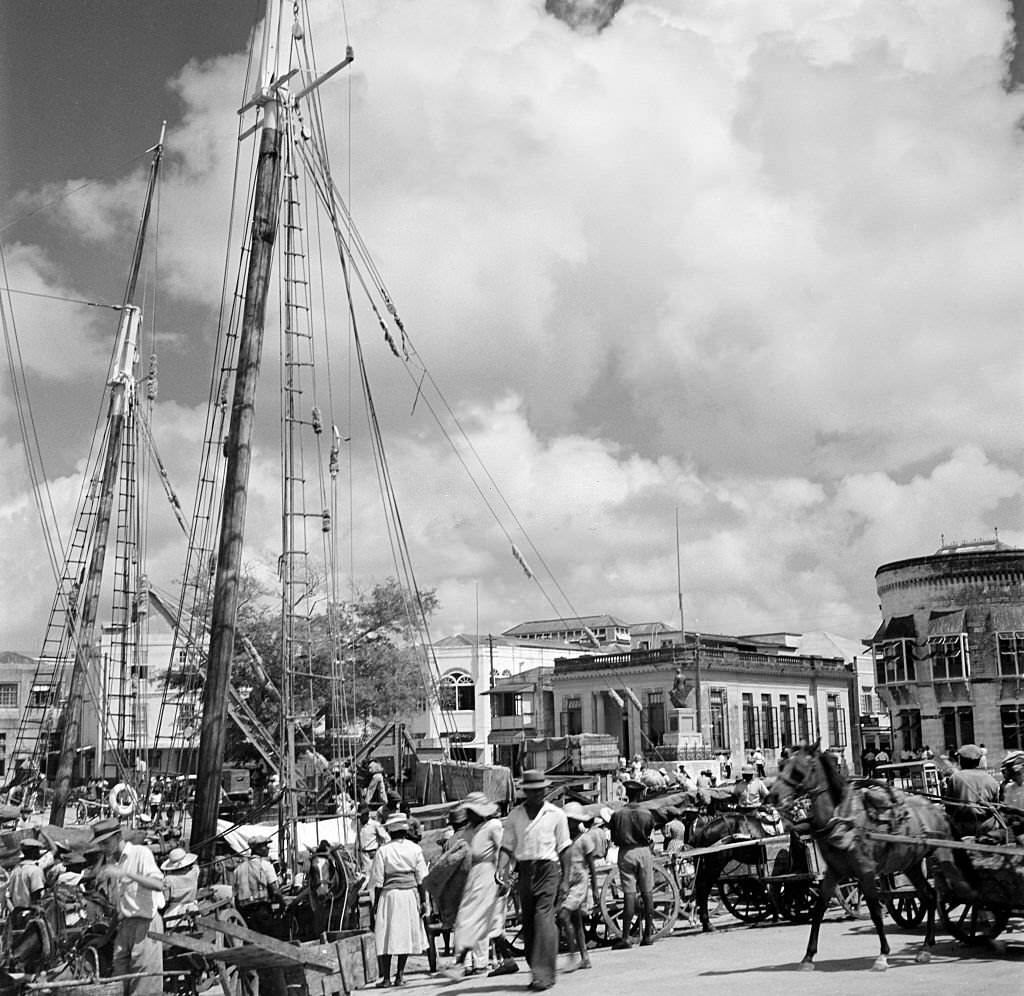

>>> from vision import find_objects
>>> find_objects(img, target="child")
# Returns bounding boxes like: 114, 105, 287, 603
558, 803, 600, 969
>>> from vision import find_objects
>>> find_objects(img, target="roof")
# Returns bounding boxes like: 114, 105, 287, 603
0, 651, 36, 666
433, 633, 579, 650
788, 631, 867, 663
503, 615, 630, 637
870, 615, 916, 642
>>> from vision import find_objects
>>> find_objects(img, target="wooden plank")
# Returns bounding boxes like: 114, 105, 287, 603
194, 917, 339, 971
149, 930, 222, 956
865, 831, 1024, 858
680, 835, 790, 861
212, 948, 297, 970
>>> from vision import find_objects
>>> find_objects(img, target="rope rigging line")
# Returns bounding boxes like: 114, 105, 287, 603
0, 287, 123, 310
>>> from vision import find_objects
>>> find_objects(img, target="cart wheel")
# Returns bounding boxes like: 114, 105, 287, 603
832, 879, 868, 920
885, 892, 926, 928
207, 908, 256, 996
503, 886, 525, 957
718, 880, 772, 923
599, 863, 680, 940
937, 886, 1009, 944
774, 882, 821, 924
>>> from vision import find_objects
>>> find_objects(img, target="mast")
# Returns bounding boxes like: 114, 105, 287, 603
191, 0, 289, 862
49, 133, 164, 826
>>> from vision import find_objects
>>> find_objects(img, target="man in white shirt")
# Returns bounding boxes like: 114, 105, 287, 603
93, 818, 165, 996
233, 835, 282, 935
496, 770, 571, 992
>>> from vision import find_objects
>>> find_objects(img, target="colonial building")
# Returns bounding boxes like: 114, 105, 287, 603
502, 615, 632, 650
486, 665, 557, 770
0, 652, 41, 779
408, 635, 587, 763
552, 632, 857, 773
871, 538, 1024, 765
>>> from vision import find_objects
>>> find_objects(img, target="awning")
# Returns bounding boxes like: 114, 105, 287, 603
480, 682, 533, 695
989, 605, 1024, 633
869, 615, 916, 642
927, 609, 965, 637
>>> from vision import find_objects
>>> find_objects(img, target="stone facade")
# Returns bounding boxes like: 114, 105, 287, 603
551, 636, 857, 774
871, 540, 1024, 766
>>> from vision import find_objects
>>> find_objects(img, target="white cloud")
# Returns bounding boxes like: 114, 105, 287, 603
2, 0, 1022, 654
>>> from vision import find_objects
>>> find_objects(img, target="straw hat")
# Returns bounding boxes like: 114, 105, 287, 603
19, 838, 44, 856
462, 792, 497, 819
384, 813, 408, 833
90, 817, 122, 845
161, 847, 198, 872
562, 802, 592, 824
520, 769, 551, 790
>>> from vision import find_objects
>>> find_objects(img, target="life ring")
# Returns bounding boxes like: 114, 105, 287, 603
7, 785, 24, 807
109, 782, 137, 817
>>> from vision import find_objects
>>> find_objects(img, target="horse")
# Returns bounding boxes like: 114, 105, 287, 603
685, 796, 786, 932
769, 742, 953, 971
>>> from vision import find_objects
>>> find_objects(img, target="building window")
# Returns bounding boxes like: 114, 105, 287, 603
28, 685, 53, 708
709, 688, 729, 751
998, 633, 1024, 676
760, 694, 775, 749
438, 671, 475, 712
896, 708, 922, 754
742, 693, 759, 750
826, 695, 847, 748
930, 635, 969, 681
779, 694, 794, 748
940, 706, 974, 754
646, 690, 666, 747
1001, 704, 1024, 751
874, 640, 916, 684
561, 696, 582, 736
797, 696, 813, 743
0, 684, 18, 708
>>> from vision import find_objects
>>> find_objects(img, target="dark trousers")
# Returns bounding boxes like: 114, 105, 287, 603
518, 859, 560, 987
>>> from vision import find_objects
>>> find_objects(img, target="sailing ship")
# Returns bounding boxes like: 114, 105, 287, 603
5, 0, 461, 874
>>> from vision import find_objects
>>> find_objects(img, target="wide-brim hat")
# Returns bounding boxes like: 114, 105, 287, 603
1002, 750, 1024, 770
520, 769, 551, 790
462, 792, 498, 819
161, 847, 198, 872
90, 817, 122, 844
562, 801, 592, 824
384, 813, 408, 833
620, 776, 643, 790
19, 838, 44, 856
957, 744, 983, 761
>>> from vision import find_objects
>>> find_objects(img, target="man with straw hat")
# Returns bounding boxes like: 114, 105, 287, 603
6, 838, 45, 913
93, 817, 165, 996
233, 835, 282, 935
608, 776, 655, 949
495, 770, 571, 992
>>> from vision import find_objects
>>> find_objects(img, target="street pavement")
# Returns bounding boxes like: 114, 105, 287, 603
381, 909, 1024, 996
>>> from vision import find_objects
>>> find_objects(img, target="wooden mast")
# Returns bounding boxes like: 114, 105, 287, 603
49, 133, 164, 827
190, 1, 289, 863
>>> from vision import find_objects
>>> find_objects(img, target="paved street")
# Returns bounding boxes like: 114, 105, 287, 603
381, 910, 1024, 996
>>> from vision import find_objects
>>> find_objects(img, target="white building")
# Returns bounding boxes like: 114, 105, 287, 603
409, 635, 588, 763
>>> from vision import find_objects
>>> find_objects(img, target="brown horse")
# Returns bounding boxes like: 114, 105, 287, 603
770, 743, 952, 971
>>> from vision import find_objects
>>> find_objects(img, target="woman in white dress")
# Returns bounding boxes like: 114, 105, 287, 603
445, 792, 518, 980
368, 814, 428, 987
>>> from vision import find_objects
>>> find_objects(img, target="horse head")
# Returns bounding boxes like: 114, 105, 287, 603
769, 742, 845, 825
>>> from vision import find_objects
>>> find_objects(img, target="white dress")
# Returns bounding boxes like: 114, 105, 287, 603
453, 819, 504, 959
368, 839, 428, 955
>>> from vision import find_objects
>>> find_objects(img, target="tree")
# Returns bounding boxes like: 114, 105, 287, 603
229, 576, 439, 759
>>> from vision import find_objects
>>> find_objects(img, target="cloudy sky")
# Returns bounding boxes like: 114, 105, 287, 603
1, 0, 1022, 655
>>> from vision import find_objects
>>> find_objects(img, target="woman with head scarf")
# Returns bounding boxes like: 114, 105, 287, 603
445, 793, 517, 980
368, 814, 428, 987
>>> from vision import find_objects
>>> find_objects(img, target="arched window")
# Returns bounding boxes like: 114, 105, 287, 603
438, 671, 475, 712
